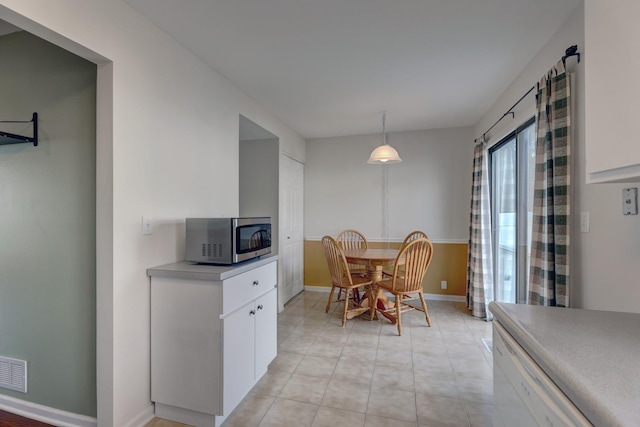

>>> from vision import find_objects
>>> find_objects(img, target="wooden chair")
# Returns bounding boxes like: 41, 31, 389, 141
372, 237, 433, 336
383, 230, 428, 278
322, 235, 373, 326
400, 230, 428, 246
336, 229, 368, 276
336, 229, 369, 301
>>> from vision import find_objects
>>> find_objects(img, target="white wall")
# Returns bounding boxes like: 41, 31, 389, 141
306, 127, 473, 243
0, 1, 305, 426
474, 2, 640, 313
240, 138, 280, 253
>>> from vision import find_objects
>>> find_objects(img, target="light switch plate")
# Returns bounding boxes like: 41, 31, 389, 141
622, 188, 638, 215
142, 216, 153, 235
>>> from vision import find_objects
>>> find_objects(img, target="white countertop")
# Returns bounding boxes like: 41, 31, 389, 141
489, 302, 640, 427
147, 254, 278, 281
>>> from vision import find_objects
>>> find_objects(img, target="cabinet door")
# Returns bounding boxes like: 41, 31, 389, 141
254, 288, 278, 379
585, 0, 640, 182
222, 302, 256, 416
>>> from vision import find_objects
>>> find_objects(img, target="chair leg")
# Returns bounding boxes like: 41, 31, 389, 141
326, 286, 336, 313
395, 295, 403, 336
419, 291, 431, 327
342, 288, 350, 327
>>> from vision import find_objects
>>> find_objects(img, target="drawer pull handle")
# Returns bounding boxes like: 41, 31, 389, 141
257, 304, 264, 310
250, 310, 256, 315
253, 280, 259, 286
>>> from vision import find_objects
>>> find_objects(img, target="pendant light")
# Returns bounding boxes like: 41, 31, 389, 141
367, 112, 402, 164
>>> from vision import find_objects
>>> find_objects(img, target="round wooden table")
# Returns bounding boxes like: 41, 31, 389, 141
342, 248, 400, 282
342, 248, 400, 322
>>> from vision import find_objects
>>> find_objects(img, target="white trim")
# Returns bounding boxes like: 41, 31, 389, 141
304, 236, 468, 244
282, 151, 304, 164
122, 404, 155, 427
304, 285, 466, 302
0, 394, 97, 427
423, 293, 466, 302
305, 285, 331, 293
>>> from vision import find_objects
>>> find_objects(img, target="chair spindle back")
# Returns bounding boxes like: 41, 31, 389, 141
401, 230, 428, 248
322, 235, 351, 287
391, 238, 433, 292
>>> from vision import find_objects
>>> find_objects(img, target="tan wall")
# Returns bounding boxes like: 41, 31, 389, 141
305, 239, 468, 297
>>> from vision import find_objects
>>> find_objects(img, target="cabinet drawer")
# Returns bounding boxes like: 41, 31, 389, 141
223, 261, 277, 313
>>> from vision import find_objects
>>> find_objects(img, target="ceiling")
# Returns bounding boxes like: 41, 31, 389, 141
3, 1, 582, 139
124, 0, 581, 139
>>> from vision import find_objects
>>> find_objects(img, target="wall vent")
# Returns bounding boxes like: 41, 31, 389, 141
0, 355, 27, 393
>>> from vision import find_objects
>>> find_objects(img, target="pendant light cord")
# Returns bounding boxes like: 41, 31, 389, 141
383, 164, 389, 248
382, 111, 389, 248
382, 112, 387, 145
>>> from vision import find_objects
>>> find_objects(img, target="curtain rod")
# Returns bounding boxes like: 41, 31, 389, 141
474, 45, 580, 144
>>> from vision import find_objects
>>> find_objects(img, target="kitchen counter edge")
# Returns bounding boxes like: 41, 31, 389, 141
147, 254, 278, 282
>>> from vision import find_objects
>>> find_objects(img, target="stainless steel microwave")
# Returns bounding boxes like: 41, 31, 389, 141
185, 217, 272, 264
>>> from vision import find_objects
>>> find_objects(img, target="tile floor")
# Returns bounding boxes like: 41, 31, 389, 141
147, 290, 494, 427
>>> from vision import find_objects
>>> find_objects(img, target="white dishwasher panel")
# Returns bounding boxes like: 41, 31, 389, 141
493, 322, 592, 427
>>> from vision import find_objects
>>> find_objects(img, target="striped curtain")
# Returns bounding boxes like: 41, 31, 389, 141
466, 137, 494, 320
529, 61, 571, 307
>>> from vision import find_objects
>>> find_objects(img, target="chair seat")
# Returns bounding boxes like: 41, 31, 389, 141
377, 277, 412, 293
350, 274, 373, 287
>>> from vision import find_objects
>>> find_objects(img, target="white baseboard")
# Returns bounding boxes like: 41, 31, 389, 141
123, 404, 155, 427
0, 394, 97, 427
423, 293, 466, 302
304, 286, 465, 302
304, 285, 331, 293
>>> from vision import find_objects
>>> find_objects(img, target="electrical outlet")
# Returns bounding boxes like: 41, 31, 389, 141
580, 212, 589, 233
441, 280, 447, 290
623, 188, 638, 215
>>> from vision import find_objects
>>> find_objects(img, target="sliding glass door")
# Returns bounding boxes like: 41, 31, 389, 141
489, 118, 535, 304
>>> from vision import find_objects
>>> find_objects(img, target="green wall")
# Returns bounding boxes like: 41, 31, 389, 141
0, 31, 97, 416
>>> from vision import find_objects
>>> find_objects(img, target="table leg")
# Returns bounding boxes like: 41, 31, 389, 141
371, 285, 396, 324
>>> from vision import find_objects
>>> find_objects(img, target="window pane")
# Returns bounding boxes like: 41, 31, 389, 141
517, 122, 536, 303
490, 118, 536, 305
491, 138, 517, 304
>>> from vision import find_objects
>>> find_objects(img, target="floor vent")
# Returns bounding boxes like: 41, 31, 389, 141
0, 355, 27, 393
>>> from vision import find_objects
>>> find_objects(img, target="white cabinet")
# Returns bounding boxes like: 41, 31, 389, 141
585, 0, 640, 183
255, 290, 277, 378
222, 287, 277, 415
149, 259, 277, 427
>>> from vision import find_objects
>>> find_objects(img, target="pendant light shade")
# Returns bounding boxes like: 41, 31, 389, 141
367, 112, 402, 164
367, 144, 402, 164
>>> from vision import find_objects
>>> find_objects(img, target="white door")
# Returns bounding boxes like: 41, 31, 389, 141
281, 154, 304, 308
